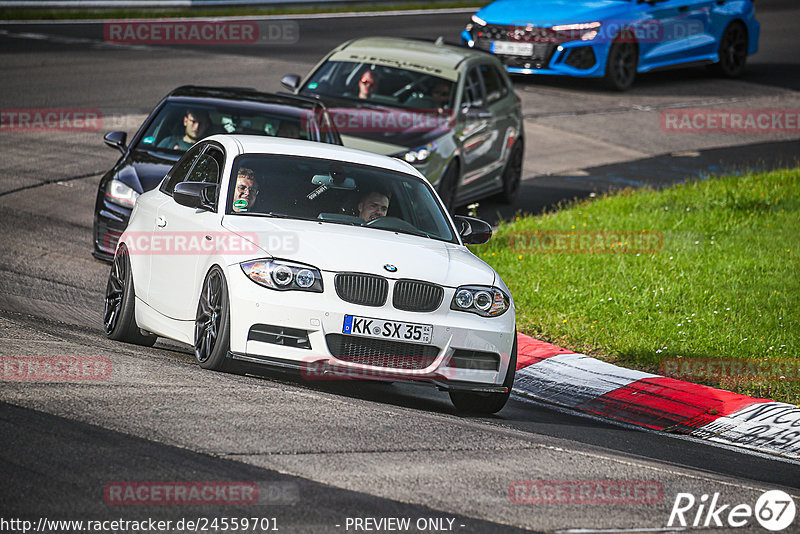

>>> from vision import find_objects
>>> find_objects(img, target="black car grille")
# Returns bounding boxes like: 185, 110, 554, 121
392, 280, 444, 312
335, 273, 388, 307
326, 334, 439, 370
446, 349, 500, 371
475, 24, 558, 69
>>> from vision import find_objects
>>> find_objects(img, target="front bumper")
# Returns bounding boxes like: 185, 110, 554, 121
225, 264, 516, 390
462, 29, 610, 78
93, 200, 132, 262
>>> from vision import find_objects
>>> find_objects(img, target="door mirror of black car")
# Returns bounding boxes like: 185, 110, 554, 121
174, 182, 216, 211
461, 106, 493, 121
281, 74, 302, 92
454, 215, 492, 244
104, 131, 127, 154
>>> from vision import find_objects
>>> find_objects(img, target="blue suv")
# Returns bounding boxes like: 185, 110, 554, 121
461, 0, 759, 90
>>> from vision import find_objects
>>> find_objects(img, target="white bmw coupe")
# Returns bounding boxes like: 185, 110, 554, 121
104, 135, 516, 413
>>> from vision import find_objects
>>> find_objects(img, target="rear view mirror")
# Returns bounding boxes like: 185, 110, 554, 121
174, 182, 216, 211
454, 215, 492, 244
311, 174, 356, 190
104, 131, 127, 154
281, 74, 302, 92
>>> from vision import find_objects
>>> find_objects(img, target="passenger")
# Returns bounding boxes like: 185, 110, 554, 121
358, 70, 380, 100
232, 168, 259, 213
158, 108, 210, 151
357, 188, 390, 222
431, 81, 452, 109
276, 120, 301, 139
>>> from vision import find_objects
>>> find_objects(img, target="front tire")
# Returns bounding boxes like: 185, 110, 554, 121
194, 266, 231, 371
604, 34, 638, 91
497, 140, 523, 204
710, 22, 748, 78
449, 334, 517, 414
437, 160, 460, 213
103, 245, 157, 346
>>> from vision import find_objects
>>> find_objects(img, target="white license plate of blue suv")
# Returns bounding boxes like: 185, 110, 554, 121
342, 315, 432, 344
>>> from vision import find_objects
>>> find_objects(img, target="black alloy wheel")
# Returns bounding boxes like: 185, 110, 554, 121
712, 23, 748, 78
103, 246, 157, 346
194, 267, 231, 371
497, 141, 523, 204
604, 34, 638, 91
437, 161, 460, 213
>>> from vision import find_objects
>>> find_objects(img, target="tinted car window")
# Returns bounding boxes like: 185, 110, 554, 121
138, 102, 313, 156
301, 60, 455, 110
463, 68, 485, 108
479, 64, 507, 104
161, 144, 204, 195
227, 155, 456, 243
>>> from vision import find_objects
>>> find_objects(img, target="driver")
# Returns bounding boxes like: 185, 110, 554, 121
158, 108, 210, 151
232, 168, 259, 212
357, 188, 390, 222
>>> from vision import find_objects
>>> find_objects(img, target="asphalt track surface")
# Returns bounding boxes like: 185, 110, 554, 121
1, 1, 799, 532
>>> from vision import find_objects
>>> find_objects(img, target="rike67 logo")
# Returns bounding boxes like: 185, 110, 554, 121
668, 490, 796, 531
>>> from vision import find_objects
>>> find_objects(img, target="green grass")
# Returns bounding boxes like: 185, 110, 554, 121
473, 168, 800, 404
0, 1, 480, 20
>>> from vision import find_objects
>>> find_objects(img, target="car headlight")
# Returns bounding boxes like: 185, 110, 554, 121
451, 286, 510, 317
471, 14, 487, 27
552, 21, 602, 41
403, 142, 437, 164
105, 179, 140, 208
241, 259, 323, 293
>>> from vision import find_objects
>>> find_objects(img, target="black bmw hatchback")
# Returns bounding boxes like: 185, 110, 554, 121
93, 85, 341, 261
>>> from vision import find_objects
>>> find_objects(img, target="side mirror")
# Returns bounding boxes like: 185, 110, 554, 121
454, 215, 492, 245
104, 131, 127, 154
281, 74, 302, 92
461, 106, 492, 121
174, 182, 216, 211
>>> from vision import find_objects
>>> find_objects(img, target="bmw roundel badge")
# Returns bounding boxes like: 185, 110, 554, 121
383, 264, 397, 273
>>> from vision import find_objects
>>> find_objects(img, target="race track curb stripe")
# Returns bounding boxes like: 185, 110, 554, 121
513, 333, 800, 459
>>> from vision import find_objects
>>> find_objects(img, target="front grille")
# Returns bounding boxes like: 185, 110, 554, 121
475, 24, 558, 69
446, 349, 500, 371
326, 334, 439, 370
248, 324, 311, 349
335, 273, 388, 307
392, 280, 444, 312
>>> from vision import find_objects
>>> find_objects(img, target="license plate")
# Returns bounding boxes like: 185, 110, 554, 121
342, 315, 432, 344
491, 41, 534, 56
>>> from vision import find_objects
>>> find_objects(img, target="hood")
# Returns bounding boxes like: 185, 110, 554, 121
477, 0, 630, 26
220, 217, 495, 287
118, 149, 179, 193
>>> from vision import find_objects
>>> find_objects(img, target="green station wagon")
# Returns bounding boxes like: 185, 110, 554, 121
281, 37, 524, 210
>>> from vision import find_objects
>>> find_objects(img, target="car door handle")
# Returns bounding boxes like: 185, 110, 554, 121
678, 5, 689, 11
156, 216, 167, 228
715, 0, 725, 4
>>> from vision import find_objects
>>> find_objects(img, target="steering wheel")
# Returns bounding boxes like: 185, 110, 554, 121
365, 216, 421, 233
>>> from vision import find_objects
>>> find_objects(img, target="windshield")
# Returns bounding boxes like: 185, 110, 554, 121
225, 154, 457, 243
301, 61, 455, 111
136, 101, 317, 155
